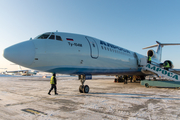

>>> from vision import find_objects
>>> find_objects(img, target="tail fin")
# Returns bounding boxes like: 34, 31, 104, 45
143, 41, 180, 61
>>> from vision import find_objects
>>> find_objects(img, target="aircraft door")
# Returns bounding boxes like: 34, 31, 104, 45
134, 52, 140, 67
86, 37, 99, 59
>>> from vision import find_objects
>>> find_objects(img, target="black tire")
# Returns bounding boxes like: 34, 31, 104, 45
83, 85, 89, 93
79, 85, 84, 93
145, 83, 149, 88
141, 76, 145, 80
177, 87, 180, 90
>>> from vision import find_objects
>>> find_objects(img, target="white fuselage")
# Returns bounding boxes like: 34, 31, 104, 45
3, 32, 157, 75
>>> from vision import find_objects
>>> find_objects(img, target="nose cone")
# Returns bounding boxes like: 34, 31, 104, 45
3, 40, 35, 67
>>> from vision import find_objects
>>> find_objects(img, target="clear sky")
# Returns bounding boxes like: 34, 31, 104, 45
0, 0, 180, 71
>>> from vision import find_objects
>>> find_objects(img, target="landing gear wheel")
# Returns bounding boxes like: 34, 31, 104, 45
83, 85, 89, 93
176, 87, 180, 90
79, 85, 84, 93
145, 83, 149, 88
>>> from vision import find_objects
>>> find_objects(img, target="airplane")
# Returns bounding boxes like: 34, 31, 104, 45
3, 31, 180, 93
4, 65, 38, 76
0, 68, 7, 75
6, 69, 38, 76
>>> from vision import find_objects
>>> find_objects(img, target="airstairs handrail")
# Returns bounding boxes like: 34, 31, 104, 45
169, 69, 180, 75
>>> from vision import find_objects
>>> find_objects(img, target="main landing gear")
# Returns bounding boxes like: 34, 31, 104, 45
78, 75, 89, 93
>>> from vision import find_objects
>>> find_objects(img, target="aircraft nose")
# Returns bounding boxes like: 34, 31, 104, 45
3, 40, 35, 67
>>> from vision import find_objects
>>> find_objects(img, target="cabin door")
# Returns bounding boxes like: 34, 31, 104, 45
134, 52, 140, 67
86, 37, 99, 59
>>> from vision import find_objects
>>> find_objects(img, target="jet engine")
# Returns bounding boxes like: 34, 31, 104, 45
147, 50, 158, 59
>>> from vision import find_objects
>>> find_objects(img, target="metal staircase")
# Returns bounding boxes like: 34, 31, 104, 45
140, 58, 180, 81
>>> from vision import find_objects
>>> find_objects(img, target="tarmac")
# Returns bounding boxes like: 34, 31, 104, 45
0, 76, 180, 120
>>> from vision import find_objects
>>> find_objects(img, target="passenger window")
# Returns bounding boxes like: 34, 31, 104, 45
49, 35, 55, 40
56, 35, 62, 41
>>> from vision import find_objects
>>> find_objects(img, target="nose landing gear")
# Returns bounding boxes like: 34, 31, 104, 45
79, 75, 90, 93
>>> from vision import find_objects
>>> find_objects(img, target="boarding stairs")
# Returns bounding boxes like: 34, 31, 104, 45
140, 58, 180, 81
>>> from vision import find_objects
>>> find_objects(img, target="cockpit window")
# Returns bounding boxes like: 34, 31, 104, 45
56, 35, 62, 41
49, 35, 55, 40
34, 32, 63, 41
37, 33, 51, 39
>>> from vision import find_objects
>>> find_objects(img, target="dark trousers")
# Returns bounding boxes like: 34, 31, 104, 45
164, 68, 169, 71
49, 84, 57, 94
124, 77, 128, 84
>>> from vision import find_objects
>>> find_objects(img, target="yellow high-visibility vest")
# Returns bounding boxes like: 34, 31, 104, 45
163, 62, 170, 68
148, 56, 151, 61
50, 76, 55, 84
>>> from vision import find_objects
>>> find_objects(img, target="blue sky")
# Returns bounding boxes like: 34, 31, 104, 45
0, 0, 180, 71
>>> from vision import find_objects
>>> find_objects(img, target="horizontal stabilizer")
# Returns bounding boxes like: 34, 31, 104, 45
143, 41, 180, 61
143, 41, 180, 49
143, 44, 158, 49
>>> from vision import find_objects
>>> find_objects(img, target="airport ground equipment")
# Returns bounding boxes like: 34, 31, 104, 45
141, 80, 180, 88
140, 58, 180, 88
114, 75, 142, 83
141, 58, 180, 81
114, 76, 124, 82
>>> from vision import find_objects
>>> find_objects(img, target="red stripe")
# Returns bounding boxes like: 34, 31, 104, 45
66, 38, 74, 41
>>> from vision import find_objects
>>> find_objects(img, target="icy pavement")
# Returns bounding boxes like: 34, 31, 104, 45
0, 76, 180, 120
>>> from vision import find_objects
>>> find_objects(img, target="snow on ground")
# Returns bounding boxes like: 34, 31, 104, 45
0, 76, 180, 120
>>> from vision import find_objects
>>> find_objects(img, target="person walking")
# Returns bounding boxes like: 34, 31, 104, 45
48, 73, 58, 95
